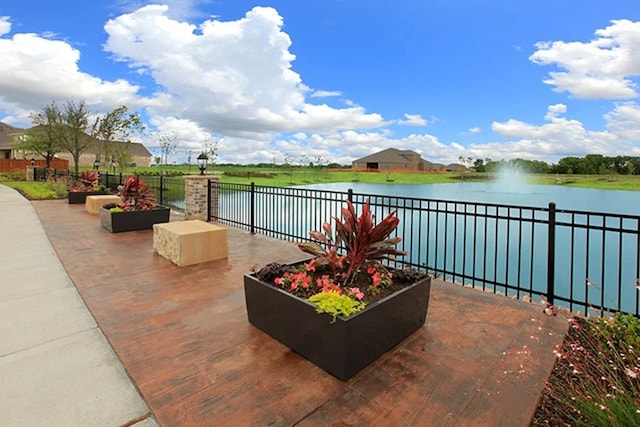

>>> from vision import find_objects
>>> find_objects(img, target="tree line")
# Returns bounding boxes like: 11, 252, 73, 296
16, 100, 143, 172
473, 154, 640, 175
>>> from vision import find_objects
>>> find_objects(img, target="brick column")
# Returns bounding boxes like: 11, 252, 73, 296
184, 175, 219, 221
26, 166, 35, 181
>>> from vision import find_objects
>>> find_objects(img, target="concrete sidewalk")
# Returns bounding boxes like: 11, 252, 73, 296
0, 185, 156, 427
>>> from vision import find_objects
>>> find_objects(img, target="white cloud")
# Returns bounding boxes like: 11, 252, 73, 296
0, 17, 10, 36
0, 31, 155, 118
311, 90, 342, 98
103, 5, 385, 140
482, 103, 640, 161
397, 113, 427, 126
467, 127, 481, 135
530, 19, 640, 99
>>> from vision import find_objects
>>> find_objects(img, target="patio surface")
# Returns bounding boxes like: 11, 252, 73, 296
32, 199, 568, 427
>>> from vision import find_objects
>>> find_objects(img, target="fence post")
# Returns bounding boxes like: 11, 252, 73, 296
207, 179, 212, 222
250, 182, 255, 234
159, 175, 165, 206
347, 188, 353, 202
546, 202, 556, 305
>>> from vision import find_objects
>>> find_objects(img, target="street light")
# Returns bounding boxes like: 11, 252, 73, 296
197, 151, 208, 176
93, 159, 100, 170
30, 158, 35, 167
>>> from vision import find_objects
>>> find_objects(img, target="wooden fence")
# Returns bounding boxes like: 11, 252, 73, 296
0, 158, 69, 173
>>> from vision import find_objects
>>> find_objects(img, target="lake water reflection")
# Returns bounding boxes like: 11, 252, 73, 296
300, 182, 640, 215
296, 181, 640, 315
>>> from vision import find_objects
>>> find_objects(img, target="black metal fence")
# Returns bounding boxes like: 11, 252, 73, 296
210, 182, 640, 317
34, 168, 185, 211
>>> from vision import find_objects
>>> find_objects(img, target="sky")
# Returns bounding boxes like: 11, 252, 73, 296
1, 1, 640, 166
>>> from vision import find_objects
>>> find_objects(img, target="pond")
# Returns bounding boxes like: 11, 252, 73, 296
299, 181, 640, 216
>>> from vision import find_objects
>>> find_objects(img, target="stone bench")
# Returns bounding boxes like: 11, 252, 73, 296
153, 220, 228, 267
85, 195, 122, 215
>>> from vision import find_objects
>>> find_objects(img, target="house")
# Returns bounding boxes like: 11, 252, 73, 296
352, 148, 440, 172
0, 121, 152, 167
53, 139, 153, 168
0, 122, 22, 159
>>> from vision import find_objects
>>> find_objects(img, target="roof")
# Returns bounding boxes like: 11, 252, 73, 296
0, 121, 151, 157
0, 122, 23, 150
353, 148, 432, 165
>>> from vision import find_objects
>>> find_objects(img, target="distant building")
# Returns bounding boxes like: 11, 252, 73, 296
0, 122, 22, 159
0, 121, 152, 167
352, 148, 449, 172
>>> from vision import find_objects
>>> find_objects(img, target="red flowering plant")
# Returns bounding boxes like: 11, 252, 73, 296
108, 175, 156, 211
68, 170, 101, 192
256, 199, 427, 320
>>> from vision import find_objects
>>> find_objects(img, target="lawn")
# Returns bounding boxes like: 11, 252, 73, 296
3, 167, 640, 200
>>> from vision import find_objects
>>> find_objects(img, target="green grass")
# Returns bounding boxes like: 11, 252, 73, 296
3, 169, 640, 201
4, 181, 67, 200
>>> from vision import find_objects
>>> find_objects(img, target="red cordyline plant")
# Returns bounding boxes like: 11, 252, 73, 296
69, 170, 99, 192
297, 198, 407, 287
117, 175, 156, 211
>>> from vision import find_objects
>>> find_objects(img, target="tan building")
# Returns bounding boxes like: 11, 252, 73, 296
0, 122, 23, 159
352, 148, 440, 172
0, 121, 152, 167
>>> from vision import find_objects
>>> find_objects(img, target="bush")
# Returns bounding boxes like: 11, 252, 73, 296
540, 314, 640, 426
0, 171, 27, 182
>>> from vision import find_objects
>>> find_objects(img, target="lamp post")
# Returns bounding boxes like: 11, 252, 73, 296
30, 158, 35, 167
111, 154, 116, 174
197, 151, 208, 175
93, 153, 100, 171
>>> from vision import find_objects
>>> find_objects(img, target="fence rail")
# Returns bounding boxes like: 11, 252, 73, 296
34, 168, 185, 212
210, 182, 640, 317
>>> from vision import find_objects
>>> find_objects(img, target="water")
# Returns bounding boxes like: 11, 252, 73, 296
294, 181, 640, 315
299, 182, 640, 215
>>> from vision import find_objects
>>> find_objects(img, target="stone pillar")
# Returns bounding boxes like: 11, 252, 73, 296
184, 175, 219, 221
26, 166, 35, 181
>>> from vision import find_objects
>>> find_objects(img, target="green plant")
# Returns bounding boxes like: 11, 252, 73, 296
44, 177, 69, 198
116, 175, 156, 211
542, 314, 640, 426
256, 199, 425, 320
308, 290, 366, 322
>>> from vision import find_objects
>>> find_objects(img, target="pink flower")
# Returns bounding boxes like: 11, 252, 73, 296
348, 287, 365, 300
367, 266, 376, 275
274, 277, 284, 286
304, 259, 316, 272
372, 272, 382, 286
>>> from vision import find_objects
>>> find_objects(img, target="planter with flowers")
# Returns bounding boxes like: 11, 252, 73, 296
244, 199, 432, 381
68, 170, 109, 204
100, 175, 170, 233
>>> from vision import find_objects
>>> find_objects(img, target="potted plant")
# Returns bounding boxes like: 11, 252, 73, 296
67, 170, 109, 204
100, 175, 170, 233
244, 199, 432, 381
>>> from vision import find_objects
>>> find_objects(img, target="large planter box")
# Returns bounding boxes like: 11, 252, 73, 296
100, 206, 170, 233
244, 272, 432, 381
68, 190, 109, 204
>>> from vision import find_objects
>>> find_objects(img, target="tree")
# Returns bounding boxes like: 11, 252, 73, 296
92, 105, 144, 166
54, 100, 93, 173
16, 102, 64, 169
202, 138, 220, 169
155, 133, 177, 173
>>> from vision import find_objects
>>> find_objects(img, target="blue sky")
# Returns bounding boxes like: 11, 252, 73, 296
1, 1, 639, 166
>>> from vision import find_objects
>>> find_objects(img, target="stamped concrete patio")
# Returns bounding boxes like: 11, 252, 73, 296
32, 199, 567, 427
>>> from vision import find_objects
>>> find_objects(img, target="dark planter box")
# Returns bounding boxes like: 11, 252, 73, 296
100, 206, 170, 233
244, 272, 432, 381
68, 190, 109, 204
